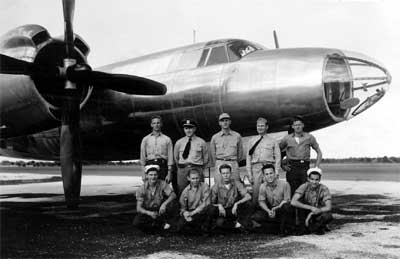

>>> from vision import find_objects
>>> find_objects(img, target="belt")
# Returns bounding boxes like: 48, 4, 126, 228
216, 158, 237, 161
251, 161, 274, 165
289, 159, 310, 164
146, 158, 167, 164
177, 163, 202, 168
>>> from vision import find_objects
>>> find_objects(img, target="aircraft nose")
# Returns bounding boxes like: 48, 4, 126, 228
323, 50, 391, 119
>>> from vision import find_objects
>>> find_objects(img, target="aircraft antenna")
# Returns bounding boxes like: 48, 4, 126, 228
273, 30, 279, 49
193, 29, 196, 43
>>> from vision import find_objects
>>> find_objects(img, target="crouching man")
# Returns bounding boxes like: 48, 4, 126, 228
133, 165, 178, 233
291, 167, 333, 235
204, 164, 253, 232
252, 164, 293, 235
177, 168, 210, 233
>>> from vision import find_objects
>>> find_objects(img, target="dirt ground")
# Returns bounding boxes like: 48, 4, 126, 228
1, 171, 400, 259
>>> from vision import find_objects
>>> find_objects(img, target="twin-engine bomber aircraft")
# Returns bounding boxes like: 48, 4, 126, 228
0, 0, 391, 207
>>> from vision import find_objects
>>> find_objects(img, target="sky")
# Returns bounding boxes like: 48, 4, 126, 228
0, 0, 399, 159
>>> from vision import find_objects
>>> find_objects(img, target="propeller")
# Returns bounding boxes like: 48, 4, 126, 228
0, 0, 167, 208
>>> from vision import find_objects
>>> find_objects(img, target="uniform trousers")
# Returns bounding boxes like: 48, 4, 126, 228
298, 209, 333, 233
214, 160, 240, 184
176, 211, 207, 233
251, 203, 293, 233
203, 201, 254, 231
133, 201, 179, 233
249, 163, 265, 205
286, 160, 310, 196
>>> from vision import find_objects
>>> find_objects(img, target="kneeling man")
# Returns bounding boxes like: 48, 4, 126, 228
205, 164, 253, 231
177, 168, 210, 233
252, 164, 292, 235
291, 167, 333, 235
133, 165, 177, 232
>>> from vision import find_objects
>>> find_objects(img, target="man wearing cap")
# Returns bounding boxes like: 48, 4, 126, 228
210, 113, 244, 184
291, 167, 332, 235
279, 116, 322, 196
174, 119, 209, 195
246, 117, 281, 205
140, 115, 174, 182
133, 165, 178, 233
177, 168, 210, 233
252, 164, 293, 235
203, 164, 253, 232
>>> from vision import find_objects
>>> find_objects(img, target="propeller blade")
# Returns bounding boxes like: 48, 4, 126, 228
60, 90, 82, 209
62, 0, 75, 57
0, 54, 35, 75
0, 53, 60, 78
66, 64, 167, 95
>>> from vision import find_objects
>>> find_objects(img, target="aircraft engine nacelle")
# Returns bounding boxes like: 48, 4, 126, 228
0, 25, 92, 138
223, 48, 390, 134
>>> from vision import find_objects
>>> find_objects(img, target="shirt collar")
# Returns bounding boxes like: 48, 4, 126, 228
291, 132, 304, 138
220, 130, 232, 136
145, 180, 161, 189
150, 131, 162, 137
266, 179, 278, 188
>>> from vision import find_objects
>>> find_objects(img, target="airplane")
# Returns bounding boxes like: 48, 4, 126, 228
0, 0, 391, 208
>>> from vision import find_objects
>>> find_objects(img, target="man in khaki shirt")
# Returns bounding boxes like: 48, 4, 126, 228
177, 168, 210, 233
291, 168, 332, 235
140, 115, 174, 182
280, 116, 322, 196
204, 164, 253, 232
210, 113, 244, 184
246, 117, 281, 204
133, 165, 178, 233
174, 119, 209, 195
251, 164, 292, 235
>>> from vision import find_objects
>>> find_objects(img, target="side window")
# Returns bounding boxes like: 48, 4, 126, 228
197, 48, 210, 67
174, 49, 203, 71
206, 46, 228, 66
227, 45, 240, 62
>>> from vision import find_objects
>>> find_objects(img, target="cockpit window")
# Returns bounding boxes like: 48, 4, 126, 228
228, 41, 258, 59
206, 46, 228, 66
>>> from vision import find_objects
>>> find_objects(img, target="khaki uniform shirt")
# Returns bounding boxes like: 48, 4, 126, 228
295, 182, 331, 208
136, 180, 174, 210
259, 179, 291, 208
210, 130, 243, 164
211, 180, 248, 208
246, 134, 281, 172
279, 132, 319, 161
140, 132, 174, 166
174, 135, 209, 166
179, 182, 210, 212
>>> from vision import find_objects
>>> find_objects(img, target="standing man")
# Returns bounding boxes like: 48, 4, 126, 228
246, 117, 281, 205
204, 164, 253, 231
174, 119, 209, 195
210, 113, 244, 184
177, 168, 210, 233
251, 164, 292, 235
133, 165, 177, 233
279, 116, 322, 196
140, 115, 174, 182
291, 168, 332, 235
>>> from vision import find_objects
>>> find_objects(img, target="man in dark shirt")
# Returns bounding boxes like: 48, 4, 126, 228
204, 164, 253, 232
133, 165, 178, 233
291, 167, 333, 235
280, 116, 322, 196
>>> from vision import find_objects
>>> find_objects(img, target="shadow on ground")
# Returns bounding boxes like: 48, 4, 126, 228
1, 193, 399, 258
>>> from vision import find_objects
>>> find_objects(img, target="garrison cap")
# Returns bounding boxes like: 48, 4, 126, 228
144, 164, 160, 174
219, 113, 231, 121
307, 167, 323, 177
182, 119, 197, 127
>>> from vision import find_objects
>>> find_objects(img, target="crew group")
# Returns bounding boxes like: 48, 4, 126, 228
133, 113, 333, 235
